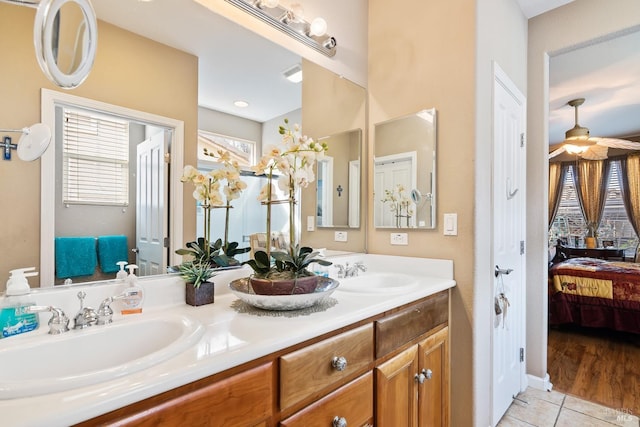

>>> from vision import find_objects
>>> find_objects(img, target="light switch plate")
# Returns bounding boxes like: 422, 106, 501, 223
390, 233, 408, 245
444, 213, 458, 236
307, 216, 315, 231
334, 231, 348, 242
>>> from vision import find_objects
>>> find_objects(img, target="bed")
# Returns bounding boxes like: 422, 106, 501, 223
548, 257, 640, 334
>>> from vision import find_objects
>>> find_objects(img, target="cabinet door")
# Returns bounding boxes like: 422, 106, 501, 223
100, 363, 273, 426
418, 327, 449, 427
280, 372, 374, 427
375, 345, 418, 427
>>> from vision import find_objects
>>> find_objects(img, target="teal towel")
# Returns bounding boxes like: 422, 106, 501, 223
55, 237, 97, 279
97, 235, 128, 273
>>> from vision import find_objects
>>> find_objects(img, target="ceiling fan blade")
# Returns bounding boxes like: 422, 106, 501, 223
548, 145, 567, 159
592, 137, 640, 150
580, 144, 609, 160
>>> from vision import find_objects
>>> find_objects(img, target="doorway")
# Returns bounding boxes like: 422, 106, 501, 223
40, 89, 184, 287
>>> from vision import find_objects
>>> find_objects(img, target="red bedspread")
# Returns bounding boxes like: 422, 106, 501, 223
549, 258, 640, 334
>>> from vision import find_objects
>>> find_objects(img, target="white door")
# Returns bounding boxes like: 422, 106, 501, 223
136, 131, 168, 276
492, 63, 527, 426
374, 152, 417, 227
348, 160, 360, 228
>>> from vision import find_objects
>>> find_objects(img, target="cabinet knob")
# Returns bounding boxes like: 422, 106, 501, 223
415, 369, 433, 384
332, 416, 348, 427
332, 356, 348, 371
423, 368, 433, 380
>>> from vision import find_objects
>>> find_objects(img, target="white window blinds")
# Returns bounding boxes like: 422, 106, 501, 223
62, 108, 129, 206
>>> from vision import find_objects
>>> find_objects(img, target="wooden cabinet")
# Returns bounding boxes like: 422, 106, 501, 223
280, 323, 374, 410
77, 291, 449, 427
280, 372, 374, 427
376, 327, 449, 427
76, 362, 274, 427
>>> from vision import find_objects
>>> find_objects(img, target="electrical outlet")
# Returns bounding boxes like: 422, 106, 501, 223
307, 216, 315, 231
334, 231, 348, 242
390, 233, 408, 245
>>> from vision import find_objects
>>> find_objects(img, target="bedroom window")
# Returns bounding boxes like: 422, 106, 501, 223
62, 107, 130, 206
550, 161, 639, 256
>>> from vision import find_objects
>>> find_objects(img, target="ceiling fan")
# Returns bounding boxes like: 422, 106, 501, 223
548, 98, 640, 160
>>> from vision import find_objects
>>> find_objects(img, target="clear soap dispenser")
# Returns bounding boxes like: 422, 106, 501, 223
115, 261, 128, 281
121, 264, 144, 315
0, 267, 40, 338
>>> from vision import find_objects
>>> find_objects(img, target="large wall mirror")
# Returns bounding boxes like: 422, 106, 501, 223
0, 1, 366, 288
374, 109, 437, 229
316, 129, 361, 229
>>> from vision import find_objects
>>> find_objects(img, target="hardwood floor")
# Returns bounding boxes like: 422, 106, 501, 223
548, 325, 640, 416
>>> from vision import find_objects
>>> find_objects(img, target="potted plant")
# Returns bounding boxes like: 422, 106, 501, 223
242, 119, 332, 295
179, 261, 216, 306
177, 149, 250, 268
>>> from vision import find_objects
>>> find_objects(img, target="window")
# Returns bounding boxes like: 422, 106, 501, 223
550, 161, 639, 256
197, 130, 256, 167
62, 107, 129, 206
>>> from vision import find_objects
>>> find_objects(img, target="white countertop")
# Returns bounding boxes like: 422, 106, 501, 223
0, 254, 455, 427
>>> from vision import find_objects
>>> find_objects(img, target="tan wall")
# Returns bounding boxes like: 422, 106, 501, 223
368, 1, 476, 425
0, 4, 198, 290
301, 59, 367, 252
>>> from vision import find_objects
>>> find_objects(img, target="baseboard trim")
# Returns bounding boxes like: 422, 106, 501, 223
527, 373, 553, 391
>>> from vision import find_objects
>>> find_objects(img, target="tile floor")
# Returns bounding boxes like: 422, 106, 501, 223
497, 387, 640, 427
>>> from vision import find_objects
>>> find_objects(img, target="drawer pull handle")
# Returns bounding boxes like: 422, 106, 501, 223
332, 356, 348, 371
333, 416, 348, 427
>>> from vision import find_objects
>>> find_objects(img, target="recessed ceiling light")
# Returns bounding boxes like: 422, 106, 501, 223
283, 64, 303, 83
234, 100, 249, 108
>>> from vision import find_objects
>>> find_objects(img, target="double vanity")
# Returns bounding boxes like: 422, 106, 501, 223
0, 254, 455, 426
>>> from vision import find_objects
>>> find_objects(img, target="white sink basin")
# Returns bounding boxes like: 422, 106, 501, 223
0, 314, 204, 399
336, 273, 420, 294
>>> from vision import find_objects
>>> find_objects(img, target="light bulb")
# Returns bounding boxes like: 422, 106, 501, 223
309, 17, 327, 37
290, 3, 304, 21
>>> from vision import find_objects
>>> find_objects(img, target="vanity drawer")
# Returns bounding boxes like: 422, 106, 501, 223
280, 372, 374, 427
280, 323, 374, 410
375, 290, 448, 358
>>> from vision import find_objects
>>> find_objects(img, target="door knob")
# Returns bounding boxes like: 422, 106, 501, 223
495, 265, 513, 277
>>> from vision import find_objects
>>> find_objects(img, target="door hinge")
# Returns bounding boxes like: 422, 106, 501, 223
520, 240, 525, 255
520, 347, 524, 362
164, 152, 171, 163
520, 133, 525, 147
164, 237, 169, 248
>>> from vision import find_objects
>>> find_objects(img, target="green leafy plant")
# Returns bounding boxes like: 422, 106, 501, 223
179, 261, 215, 288
244, 246, 332, 279
176, 237, 250, 268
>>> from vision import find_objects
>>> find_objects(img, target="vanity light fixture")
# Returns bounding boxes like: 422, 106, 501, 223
225, 0, 337, 57
283, 64, 303, 83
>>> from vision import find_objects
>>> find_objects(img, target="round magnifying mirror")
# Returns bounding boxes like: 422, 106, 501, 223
17, 123, 52, 161
34, 0, 98, 89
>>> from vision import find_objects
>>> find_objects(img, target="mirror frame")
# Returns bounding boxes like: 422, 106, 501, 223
40, 88, 184, 287
373, 109, 437, 230
34, 0, 98, 88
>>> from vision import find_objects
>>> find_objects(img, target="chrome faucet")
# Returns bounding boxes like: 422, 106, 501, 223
335, 261, 367, 278
73, 291, 97, 329
96, 288, 141, 325
24, 305, 70, 334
